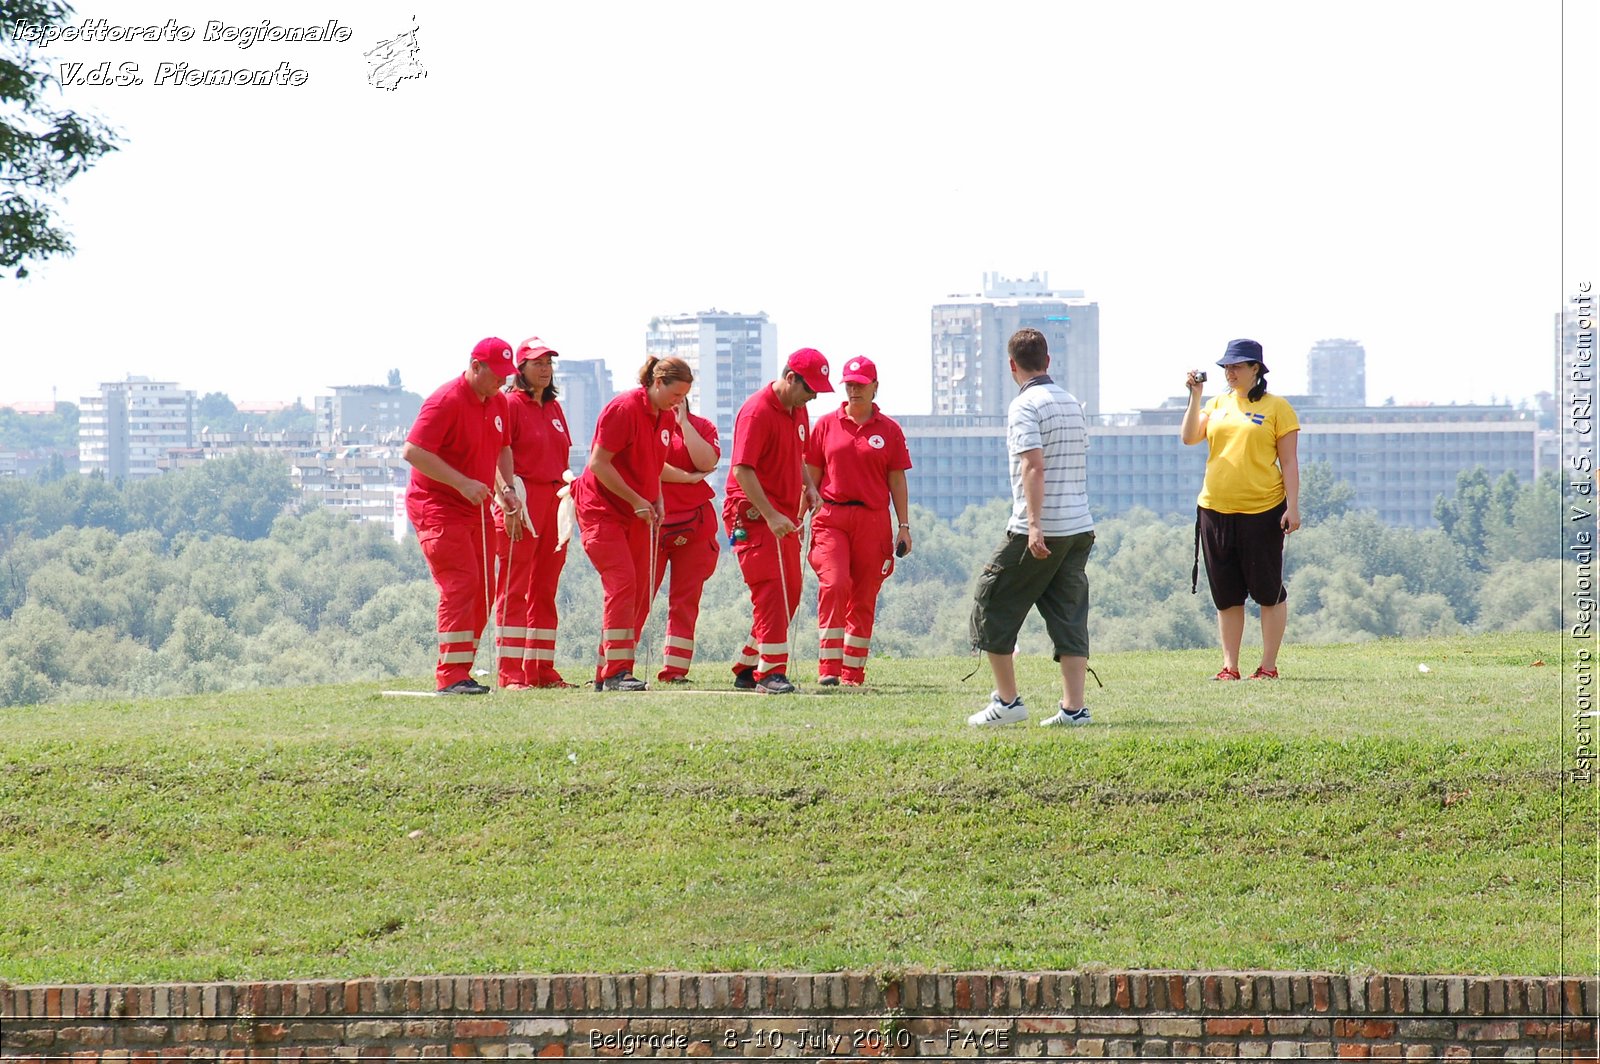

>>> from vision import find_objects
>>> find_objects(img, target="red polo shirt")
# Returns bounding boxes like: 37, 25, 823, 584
661, 411, 720, 516
805, 403, 912, 510
405, 373, 510, 527
725, 383, 808, 522
576, 387, 673, 523
507, 391, 573, 485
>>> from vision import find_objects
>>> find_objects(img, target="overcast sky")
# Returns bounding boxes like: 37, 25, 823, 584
2, 1, 1594, 416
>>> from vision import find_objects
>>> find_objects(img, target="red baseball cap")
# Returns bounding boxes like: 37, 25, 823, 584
471, 337, 517, 377
516, 336, 560, 363
840, 356, 877, 384
785, 347, 835, 393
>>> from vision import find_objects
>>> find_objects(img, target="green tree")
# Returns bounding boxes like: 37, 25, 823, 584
0, 476, 33, 551
124, 451, 292, 540
29, 472, 125, 534
1475, 559, 1566, 631
37, 451, 67, 482
262, 402, 315, 433
1087, 510, 1214, 651
1492, 470, 1564, 562
0, 602, 70, 703
1434, 467, 1494, 569
0, 401, 76, 450
1293, 570, 1459, 643
879, 503, 974, 586
1298, 461, 1357, 525
1, 0, 121, 276
1289, 510, 1476, 616
196, 391, 237, 422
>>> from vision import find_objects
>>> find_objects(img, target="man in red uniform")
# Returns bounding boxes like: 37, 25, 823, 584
804, 356, 913, 686
724, 348, 831, 694
652, 402, 721, 682
403, 337, 521, 694
493, 337, 575, 689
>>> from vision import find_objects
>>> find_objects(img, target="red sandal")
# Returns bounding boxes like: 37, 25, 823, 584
1211, 666, 1241, 681
1247, 666, 1279, 680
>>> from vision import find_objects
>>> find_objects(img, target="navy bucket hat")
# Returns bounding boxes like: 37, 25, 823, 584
1216, 338, 1266, 372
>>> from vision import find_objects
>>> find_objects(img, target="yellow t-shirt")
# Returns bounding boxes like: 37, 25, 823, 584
1197, 392, 1300, 514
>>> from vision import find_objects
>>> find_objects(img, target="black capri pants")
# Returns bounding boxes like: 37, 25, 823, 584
1196, 502, 1288, 609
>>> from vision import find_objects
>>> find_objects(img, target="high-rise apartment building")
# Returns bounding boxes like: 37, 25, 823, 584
931, 273, 1100, 417
645, 310, 777, 439
79, 377, 196, 481
553, 358, 616, 460
317, 384, 422, 443
1307, 339, 1367, 407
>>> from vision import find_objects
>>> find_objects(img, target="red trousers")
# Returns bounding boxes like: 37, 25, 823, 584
650, 502, 720, 681
493, 479, 568, 687
580, 512, 652, 683
416, 510, 494, 689
808, 503, 894, 683
723, 497, 802, 681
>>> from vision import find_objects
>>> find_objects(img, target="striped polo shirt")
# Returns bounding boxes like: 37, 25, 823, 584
1005, 375, 1094, 537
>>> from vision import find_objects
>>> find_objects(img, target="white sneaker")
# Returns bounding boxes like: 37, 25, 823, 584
967, 692, 1027, 726
1041, 706, 1092, 727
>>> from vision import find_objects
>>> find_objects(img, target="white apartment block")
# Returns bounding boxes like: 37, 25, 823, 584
291, 451, 411, 533
645, 310, 777, 440
932, 273, 1100, 418
79, 378, 196, 481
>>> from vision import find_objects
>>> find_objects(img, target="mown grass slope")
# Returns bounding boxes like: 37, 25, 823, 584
0, 632, 1581, 983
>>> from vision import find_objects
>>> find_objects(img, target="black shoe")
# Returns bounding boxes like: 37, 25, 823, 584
600, 671, 648, 692
817, 676, 840, 687
755, 672, 796, 695
732, 668, 757, 691
438, 679, 489, 696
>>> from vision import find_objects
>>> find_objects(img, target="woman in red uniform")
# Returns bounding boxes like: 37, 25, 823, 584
493, 337, 575, 689
572, 356, 694, 691
650, 401, 721, 683
804, 356, 913, 686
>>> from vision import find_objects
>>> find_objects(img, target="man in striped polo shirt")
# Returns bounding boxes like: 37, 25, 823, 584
967, 327, 1096, 728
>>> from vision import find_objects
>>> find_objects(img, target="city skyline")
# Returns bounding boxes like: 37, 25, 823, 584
0, 2, 1592, 418
17, 327, 1560, 420
47, 367, 1547, 531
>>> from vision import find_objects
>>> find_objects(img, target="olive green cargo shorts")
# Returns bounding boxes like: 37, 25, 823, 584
969, 530, 1094, 660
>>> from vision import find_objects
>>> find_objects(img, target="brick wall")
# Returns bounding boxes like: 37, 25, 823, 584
1, 972, 1595, 1060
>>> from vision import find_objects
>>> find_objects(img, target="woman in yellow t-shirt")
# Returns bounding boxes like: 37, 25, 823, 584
1180, 339, 1301, 680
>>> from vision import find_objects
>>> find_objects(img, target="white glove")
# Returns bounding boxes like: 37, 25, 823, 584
555, 470, 577, 549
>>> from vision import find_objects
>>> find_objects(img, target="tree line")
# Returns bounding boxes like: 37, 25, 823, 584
0, 403, 78, 454
0, 455, 1574, 706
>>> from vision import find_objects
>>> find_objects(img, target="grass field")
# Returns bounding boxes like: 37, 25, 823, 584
0, 631, 1584, 984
